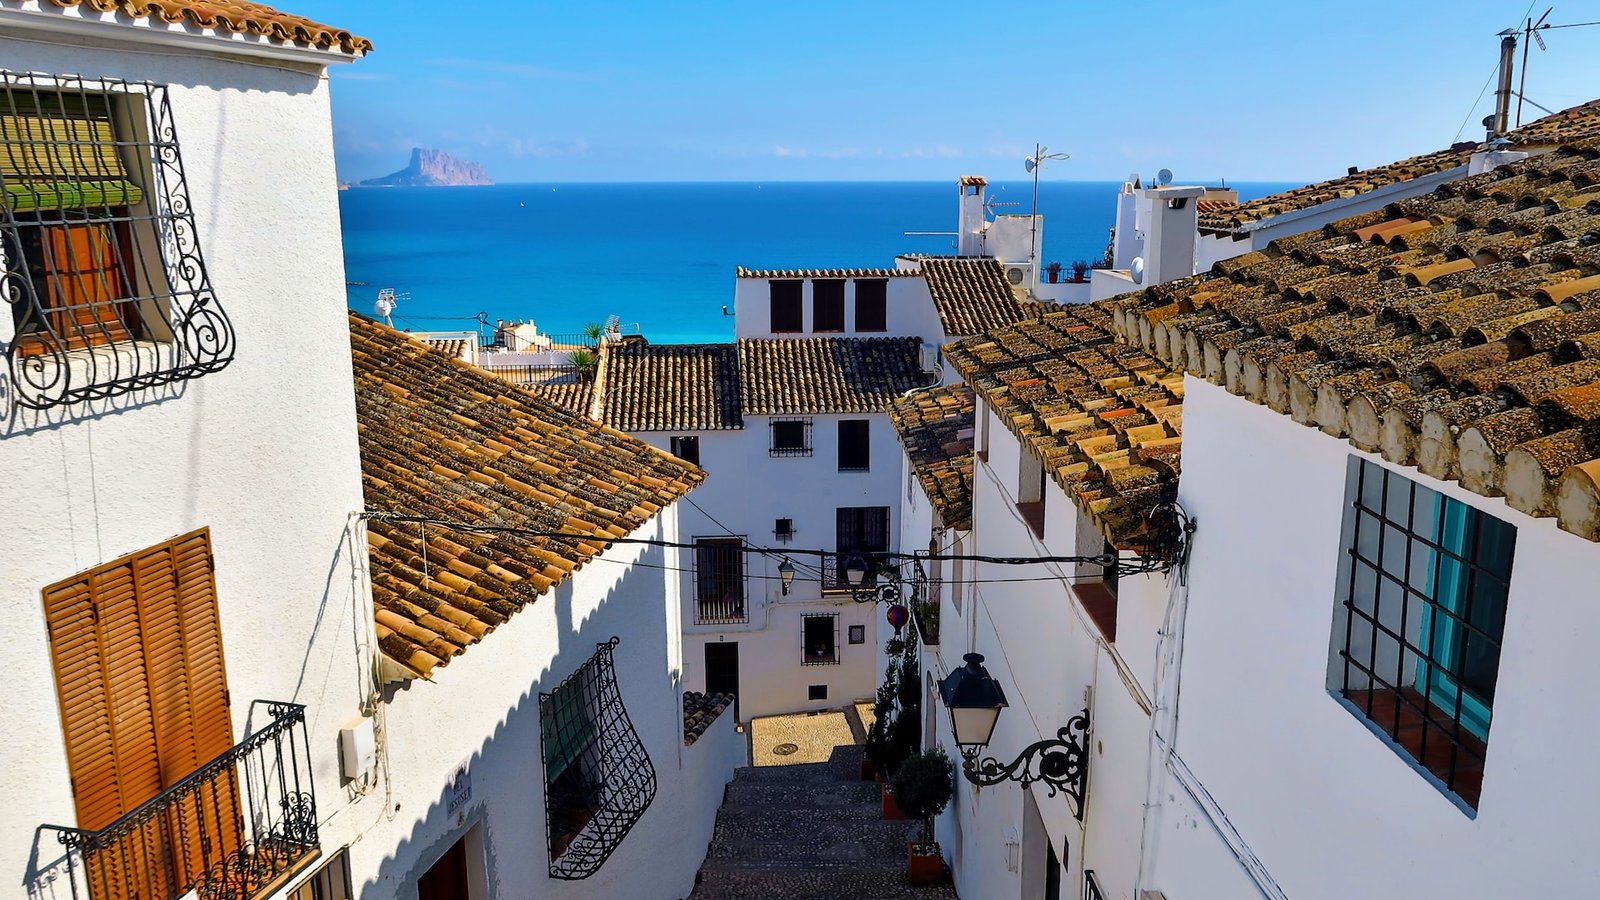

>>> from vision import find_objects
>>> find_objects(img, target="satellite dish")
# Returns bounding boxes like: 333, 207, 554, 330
1131, 257, 1145, 284
1024, 157, 1038, 174
1156, 168, 1174, 186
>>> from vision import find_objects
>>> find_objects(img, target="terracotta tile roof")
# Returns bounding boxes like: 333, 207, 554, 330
919, 258, 1030, 338
683, 691, 734, 746
1108, 139, 1600, 540
350, 313, 703, 678
735, 267, 917, 279
1198, 99, 1600, 235
959, 175, 988, 188
738, 337, 927, 416
41, 0, 371, 54
599, 343, 743, 431
890, 385, 977, 530
945, 307, 1184, 544
425, 337, 472, 360
521, 380, 596, 418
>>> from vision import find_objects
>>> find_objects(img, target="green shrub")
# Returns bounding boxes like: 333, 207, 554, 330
891, 746, 953, 845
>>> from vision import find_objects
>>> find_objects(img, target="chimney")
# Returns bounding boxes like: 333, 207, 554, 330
1143, 186, 1206, 286
1111, 177, 1143, 270
1492, 30, 1517, 138
957, 175, 987, 256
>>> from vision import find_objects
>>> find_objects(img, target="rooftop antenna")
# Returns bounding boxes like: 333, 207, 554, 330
1024, 144, 1070, 279
1155, 168, 1174, 187
1517, 7, 1553, 127
374, 287, 399, 327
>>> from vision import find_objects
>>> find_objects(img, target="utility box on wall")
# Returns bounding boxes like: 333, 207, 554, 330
340, 716, 376, 782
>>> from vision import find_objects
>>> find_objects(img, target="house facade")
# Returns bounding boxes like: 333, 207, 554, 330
903, 138, 1600, 898
1, 6, 739, 900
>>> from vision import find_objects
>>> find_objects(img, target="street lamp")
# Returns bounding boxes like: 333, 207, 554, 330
938, 652, 1092, 820
778, 558, 796, 596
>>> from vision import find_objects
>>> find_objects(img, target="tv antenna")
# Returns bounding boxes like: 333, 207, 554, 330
1024, 144, 1070, 279
1155, 168, 1174, 187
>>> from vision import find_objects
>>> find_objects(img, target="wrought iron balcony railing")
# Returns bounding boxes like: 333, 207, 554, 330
40, 701, 319, 900
695, 593, 747, 624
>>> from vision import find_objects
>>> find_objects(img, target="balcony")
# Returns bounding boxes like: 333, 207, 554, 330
41, 701, 320, 900
696, 594, 748, 625
912, 601, 939, 647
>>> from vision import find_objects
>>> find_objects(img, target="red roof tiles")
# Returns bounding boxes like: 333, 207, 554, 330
39, 0, 371, 54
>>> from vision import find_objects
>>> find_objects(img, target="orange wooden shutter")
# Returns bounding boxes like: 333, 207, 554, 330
42, 528, 238, 899
43, 222, 134, 348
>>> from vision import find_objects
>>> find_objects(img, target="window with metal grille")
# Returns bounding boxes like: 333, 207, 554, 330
838, 419, 870, 471
832, 506, 890, 589
1, 73, 233, 411
770, 418, 812, 456
769, 280, 803, 333
694, 537, 746, 623
812, 279, 845, 332
1330, 457, 1515, 812
855, 278, 887, 332
539, 638, 657, 879
670, 435, 700, 466
773, 517, 794, 542
802, 614, 839, 665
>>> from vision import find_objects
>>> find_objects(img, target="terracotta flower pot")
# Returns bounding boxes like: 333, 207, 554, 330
860, 755, 877, 781
907, 842, 942, 885
880, 782, 908, 820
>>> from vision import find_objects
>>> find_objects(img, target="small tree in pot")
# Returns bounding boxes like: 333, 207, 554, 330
892, 746, 953, 885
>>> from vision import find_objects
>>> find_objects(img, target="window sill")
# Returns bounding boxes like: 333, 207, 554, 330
838, 467, 871, 473
1340, 687, 1486, 812
1016, 501, 1045, 540
1070, 581, 1118, 643
801, 657, 840, 667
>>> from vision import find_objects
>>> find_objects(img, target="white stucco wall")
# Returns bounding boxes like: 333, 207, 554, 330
332, 516, 743, 900
0, 34, 370, 897
732, 275, 940, 343
1153, 377, 1600, 898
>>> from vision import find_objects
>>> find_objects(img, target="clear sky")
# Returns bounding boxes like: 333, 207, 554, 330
293, 0, 1600, 184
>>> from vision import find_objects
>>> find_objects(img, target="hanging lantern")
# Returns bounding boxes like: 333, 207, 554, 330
886, 603, 909, 635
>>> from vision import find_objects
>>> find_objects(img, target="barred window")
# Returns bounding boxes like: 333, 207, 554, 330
801, 614, 838, 665
694, 537, 746, 624
1, 73, 233, 412
770, 418, 811, 457
539, 638, 656, 879
1330, 458, 1515, 812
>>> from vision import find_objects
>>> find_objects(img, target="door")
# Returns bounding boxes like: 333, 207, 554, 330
705, 643, 739, 717
417, 836, 469, 900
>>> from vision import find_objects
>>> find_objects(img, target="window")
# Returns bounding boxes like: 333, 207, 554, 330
838, 419, 871, 471
812, 279, 845, 332
833, 506, 890, 588
977, 408, 990, 463
539, 639, 656, 878
1, 77, 233, 411
694, 538, 746, 623
808, 684, 828, 701
1071, 521, 1118, 641
1017, 450, 1047, 540
1330, 457, 1515, 811
770, 280, 803, 332
855, 279, 888, 332
41, 528, 239, 895
848, 624, 866, 644
774, 518, 795, 542
770, 418, 812, 457
802, 614, 839, 665
293, 850, 354, 900
670, 435, 700, 466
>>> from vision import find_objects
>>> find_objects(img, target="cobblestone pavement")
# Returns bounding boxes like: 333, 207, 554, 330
689, 739, 959, 898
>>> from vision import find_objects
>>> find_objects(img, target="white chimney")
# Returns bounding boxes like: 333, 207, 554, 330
1143, 186, 1206, 286
1112, 177, 1143, 269
957, 175, 987, 256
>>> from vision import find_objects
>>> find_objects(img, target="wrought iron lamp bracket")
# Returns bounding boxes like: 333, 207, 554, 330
852, 556, 927, 605
959, 707, 1090, 820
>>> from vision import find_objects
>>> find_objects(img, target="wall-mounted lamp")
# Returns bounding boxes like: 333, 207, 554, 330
939, 652, 1091, 821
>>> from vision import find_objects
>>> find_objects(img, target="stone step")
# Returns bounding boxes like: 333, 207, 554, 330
708, 809, 922, 845
688, 868, 958, 900
730, 762, 840, 784
721, 778, 880, 808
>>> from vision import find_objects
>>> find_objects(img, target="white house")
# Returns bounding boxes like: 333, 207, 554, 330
0, 6, 740, 900
907, 138, 1600, 898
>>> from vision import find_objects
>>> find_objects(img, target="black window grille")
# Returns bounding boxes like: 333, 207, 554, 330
802, 614, 839, 665
831, 506, 890, 589
539, 637, 657, 879
670, 435, 700, 466
1083, 869, 1105, 900
855, 278, 888, 332
1332, 457, 1515, 811
770, 418, 812, 457
694, 538, 746, 623
769, 280, 803, 333
838, 419, 871, 472
812, 279, 845, 332
1, 72, 233, 412
808, 684, 827, 701
773, 517, 795, 542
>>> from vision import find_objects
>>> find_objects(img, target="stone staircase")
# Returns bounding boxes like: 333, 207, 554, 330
689, 745, 959, 899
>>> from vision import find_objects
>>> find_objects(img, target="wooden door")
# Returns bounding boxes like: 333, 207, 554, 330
704, 643, 739, 718
418, 837, 470, 900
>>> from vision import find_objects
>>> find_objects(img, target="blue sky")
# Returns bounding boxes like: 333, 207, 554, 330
294, 0, 1600, 183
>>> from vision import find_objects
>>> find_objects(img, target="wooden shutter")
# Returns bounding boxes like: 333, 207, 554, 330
42, 528, 238, 899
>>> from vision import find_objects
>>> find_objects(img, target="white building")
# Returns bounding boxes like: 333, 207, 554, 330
0, 6, 739, 899
904, 136, 1600, 898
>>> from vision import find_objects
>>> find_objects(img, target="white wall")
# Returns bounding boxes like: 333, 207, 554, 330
333, 516, 743, 900
732, 275, 939, 343
0, 35, 370, 897
1154, 377, 1600, 898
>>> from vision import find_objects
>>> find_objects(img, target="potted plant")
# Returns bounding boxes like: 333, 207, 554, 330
893, 746, 953, 885
1045, 261, 1062, 284
1071, 259, 1089, 283
568, 348, 598, 382
870, 629, 921, 815
581, 321, 605, 349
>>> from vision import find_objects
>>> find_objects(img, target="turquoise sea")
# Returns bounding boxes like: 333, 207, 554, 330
339, 181, 1293, 344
